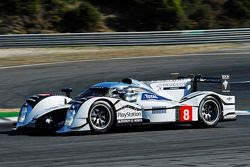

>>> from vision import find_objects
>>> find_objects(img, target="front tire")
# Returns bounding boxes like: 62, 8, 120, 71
197, 96, 221, 128
88, 101, 115, 133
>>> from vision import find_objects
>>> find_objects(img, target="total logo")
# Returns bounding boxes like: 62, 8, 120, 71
141, 93, 166, 100
144, 94, 158, 99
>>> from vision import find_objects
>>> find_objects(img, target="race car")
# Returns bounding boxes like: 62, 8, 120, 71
15, 74, 236, 134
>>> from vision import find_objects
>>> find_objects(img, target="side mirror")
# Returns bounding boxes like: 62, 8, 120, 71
61, 88, 73, 98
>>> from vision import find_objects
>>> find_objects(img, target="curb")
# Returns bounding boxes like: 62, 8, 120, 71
0, 111, 19, 124
0, 117, 17, 123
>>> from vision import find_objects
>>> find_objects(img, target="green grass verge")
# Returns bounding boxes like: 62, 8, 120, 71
0, 112, 19, 118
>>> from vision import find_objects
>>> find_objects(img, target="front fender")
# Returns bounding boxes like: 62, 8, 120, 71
69, 97, 117, 129
180, 91, 212, 106
16, 95, 71, 128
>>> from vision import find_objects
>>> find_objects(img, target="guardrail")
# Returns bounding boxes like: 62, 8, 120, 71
0, 28, 250, 48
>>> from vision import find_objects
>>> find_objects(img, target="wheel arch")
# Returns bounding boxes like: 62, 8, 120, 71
88, 98, 116, 133
35, 107, 68, 130
93, 98, 117, 120
204, 94, 223, 118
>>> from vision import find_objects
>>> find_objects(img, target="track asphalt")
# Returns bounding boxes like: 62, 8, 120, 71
0, 44, 250, 166
0, 44, 250, 109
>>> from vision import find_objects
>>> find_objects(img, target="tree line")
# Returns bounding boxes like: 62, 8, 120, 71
0, 0, 249, 34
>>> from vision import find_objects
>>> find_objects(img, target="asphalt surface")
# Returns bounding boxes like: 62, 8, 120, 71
0, 116, 249, 167
0, 44, 250, 109
0, 44, 250, 166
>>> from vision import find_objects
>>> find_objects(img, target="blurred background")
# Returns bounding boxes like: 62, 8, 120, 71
0, 0, 250, 34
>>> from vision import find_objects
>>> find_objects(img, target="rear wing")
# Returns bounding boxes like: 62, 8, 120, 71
170, 73, 230, 93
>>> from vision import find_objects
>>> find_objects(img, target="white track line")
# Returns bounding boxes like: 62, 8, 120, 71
232, 81, 250, 84
0, 51, 249, 70
0, 117, 17, 123
235, 110, 250, 115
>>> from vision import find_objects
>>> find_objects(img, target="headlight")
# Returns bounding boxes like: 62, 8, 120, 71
18, 103, 29, 123
64, 104, 79, 126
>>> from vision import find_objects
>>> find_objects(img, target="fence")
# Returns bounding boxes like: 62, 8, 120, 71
0, 28, 249, 48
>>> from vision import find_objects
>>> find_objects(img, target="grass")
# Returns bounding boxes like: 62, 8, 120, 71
0, 43, 240, 67
0, 112, 19, 118
0, 109, 19, 118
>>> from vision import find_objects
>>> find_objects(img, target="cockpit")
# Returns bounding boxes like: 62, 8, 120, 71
76, 85, 149, 102
76, 87, 110, 99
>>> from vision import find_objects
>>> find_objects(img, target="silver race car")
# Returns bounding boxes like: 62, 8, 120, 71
15, 74, 236, 134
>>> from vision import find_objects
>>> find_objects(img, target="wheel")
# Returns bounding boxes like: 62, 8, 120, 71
88, 101, 115, 133
197, 96, 221, 128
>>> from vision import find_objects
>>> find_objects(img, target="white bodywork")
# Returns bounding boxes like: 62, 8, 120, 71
16, 78, 236, 133
16, 96, 71, 129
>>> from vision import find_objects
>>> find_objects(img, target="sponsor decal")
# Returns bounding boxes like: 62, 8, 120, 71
180, 106, 192, 122
152, 107, 167, 114
117, 111, 142, 119
227, 97, 232, 101
117, 118, 142, 123
151, 81, 187, 91
222, 75, 230, 93
156, 84, 162, 92
163, 87, 186, 90
116, 105, 140, 111
141, 93, 166, 100
162, 82, 186, 88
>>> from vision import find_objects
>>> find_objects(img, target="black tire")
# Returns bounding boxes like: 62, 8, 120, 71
196, 96, 221, 128
88, 101, 115, 133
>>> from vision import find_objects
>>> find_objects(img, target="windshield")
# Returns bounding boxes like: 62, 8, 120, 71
76, 88, 109, 99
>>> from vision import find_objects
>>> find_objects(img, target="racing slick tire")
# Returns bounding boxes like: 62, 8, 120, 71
88, 101, 115, 133
195, 96, 222, 128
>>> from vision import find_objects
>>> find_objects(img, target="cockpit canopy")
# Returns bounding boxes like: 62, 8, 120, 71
76, 82, 149, 102
76, 78, 192, 102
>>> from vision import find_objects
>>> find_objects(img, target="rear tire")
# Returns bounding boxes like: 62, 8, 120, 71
195, 96, 221, 128
88, 101, 115, 133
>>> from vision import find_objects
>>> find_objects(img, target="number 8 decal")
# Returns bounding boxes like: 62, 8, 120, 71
180, 106, 192, 122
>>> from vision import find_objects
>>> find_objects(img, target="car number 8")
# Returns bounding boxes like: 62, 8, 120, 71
180, 106, 192, 122
183, 109, 190, 120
